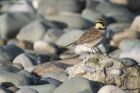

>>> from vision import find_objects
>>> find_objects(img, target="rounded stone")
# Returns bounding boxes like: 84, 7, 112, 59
13, 53, 37, 68
1, 0, 35, 13
38, 0, 85, 14
46, 14, 93, 29
120, 58, 137, 67
18, 84, 56, 93
3, 45, 24, 61
16, 20, 49, 43
15, 88, 38, 93
42, 72, 68, 82
18, 70, 38, 85
109, 0, 128, 5
107, 23, 130, 33
0, 47, 11, 62
81, 9, 104, 23
97, 85, 126, 93
43, 28, 64, 43
36, 54, 50, 64
0, 86, 13, 93
119, 39, 140, 50
0, 71, 30, 86
33, 41, 57, 54
38, 77, 62, 87
0, 12, 35, 39
53, 76, 94, 93
56, 29, 84, 47
120, 46, 140, 64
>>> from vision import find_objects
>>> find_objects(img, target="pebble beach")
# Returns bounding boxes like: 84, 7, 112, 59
0, 0, 140, 93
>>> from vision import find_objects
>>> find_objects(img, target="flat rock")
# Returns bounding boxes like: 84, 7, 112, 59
67, 54, 140, 91
98, 85, 126, 93
54, 76, 95, 93
13, 53, 37, 68
56, 29, 84, 47
32, 60, 71, 77
0, 12, 35, 39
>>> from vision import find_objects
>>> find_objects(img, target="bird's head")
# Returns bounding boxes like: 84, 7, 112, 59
95, 19, 106, 30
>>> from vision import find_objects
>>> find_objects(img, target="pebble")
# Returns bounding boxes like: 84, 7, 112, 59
0, 12, 35, 39
56, 29, 84, 47
107, 23, 130, 33
130, 16, 140, 32
120, 46, 140, 64
81, 9, 104, 23
13, 53, 37, 68
120, 58, 137, 67
97, 85, 126, 93
3, 45, 24, 61
42, 72, 68, 82
0, 86, 13, 93
32, 61, 69, 77
18, 84, 56, 93
33, 41, 57, 55
1, 0, 36, 13
38, 77, 62, 87
110, 69, 122, 76
109, 0, 128, 5
128, 0, 140, 12
38, 0, 85, 15
108, 49, 122, 59
16, 20, 49, 43
46, 14, 93, 29
36, 54, 50, 64
15, 88, 39, 93
18, 70, 38, 85
0, 47, 11, 63
119, 39, 140, 50
43, 28, 64, 43
53, 76, 95, 93
0, 71, 30, 86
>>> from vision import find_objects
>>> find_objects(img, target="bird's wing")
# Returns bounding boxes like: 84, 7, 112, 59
76, 27, 104, 45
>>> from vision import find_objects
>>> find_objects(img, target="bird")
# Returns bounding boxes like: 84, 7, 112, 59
65, 19, 107, 53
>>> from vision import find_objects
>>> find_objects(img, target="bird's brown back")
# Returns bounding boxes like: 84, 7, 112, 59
76, 27, 104, 44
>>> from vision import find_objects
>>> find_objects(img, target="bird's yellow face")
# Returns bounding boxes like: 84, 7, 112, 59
95, 20, 106, 30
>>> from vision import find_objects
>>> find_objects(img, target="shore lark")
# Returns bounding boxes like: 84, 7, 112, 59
65, 19, 107, 53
